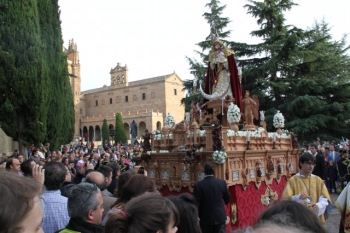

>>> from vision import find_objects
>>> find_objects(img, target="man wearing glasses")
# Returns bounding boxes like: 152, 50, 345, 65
283, 152, 331, 228
58, 183, 104, 233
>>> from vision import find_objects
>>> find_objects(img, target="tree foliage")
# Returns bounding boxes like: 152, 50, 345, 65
229, 0, 350, 142
0, 0, 50, 155
38, 0, 75, 150
0, 0, 75, 153
102, 119, 109, 144
114, 112, 127, 143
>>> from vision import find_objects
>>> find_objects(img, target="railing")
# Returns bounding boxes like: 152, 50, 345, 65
81, 109, 158, 120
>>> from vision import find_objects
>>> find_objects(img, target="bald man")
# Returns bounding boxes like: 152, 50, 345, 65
85, 171, 117, 218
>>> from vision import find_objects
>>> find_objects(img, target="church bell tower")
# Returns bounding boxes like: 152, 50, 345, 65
110, 62, 128, 87
66, 39, 81, 139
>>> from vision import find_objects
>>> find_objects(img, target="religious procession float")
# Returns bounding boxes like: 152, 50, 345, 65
136, 34, 302, 230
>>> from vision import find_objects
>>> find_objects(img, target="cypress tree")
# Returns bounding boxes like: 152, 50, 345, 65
102, 119, 109, 145
0, 0, 49, 156
37, 0, 74, 150
182, 0, 231, 111
114, 112, 127, 143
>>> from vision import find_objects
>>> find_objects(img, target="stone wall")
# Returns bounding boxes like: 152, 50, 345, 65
0, 128, 18, 156
79, 73, 184, 135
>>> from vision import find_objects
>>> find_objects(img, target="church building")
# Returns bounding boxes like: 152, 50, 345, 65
67, 39, 185, 142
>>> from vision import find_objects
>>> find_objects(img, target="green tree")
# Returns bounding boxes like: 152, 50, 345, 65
38, 0, 75, 150
102, 119, 109, 145
229, 0, 350, 141
182, 0, 231, 111
114, 113, 127, 143
0, 0, 50, 156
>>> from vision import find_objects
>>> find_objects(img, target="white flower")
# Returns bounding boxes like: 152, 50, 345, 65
154, 134, 161, 140
227, 103, 241, 123
273, 110, 285, 128
165, 113, 175, 128
197, 130, 206, 137
212, 150, 227, 164
153, 130, 160, 135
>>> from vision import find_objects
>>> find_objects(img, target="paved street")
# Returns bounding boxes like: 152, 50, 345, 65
329, 193, 341, 233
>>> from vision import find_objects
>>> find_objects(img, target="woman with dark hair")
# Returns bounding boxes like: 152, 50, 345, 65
257, 200, 326, 233
168, 193, 201, 233
0, 170, 44, 233
45, 156, 52, 163
21, 159, 36, 177
102, 174, 155, 225
62, 156, 69, 166
105, 192, 179, 233
114, 169, 135, 198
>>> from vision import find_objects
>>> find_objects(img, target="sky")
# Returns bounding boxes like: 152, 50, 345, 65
58, 0, 350, 92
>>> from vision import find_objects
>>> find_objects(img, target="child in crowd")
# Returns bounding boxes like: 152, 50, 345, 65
327, 160, 337, 193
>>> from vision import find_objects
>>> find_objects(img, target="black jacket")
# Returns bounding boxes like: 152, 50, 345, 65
56, 218, 103, 233
193, 176, 230, 225
312, 153, 327, 180
337, 158, 350, 181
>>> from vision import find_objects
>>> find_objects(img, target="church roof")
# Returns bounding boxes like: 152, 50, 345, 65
128, 73, 181, 86
81, 73, 182, 95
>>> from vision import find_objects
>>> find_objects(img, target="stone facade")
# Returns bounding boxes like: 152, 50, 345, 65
67, 40, 185, 142
0, 128, 18, 156
0, 39, 185, 150
67, 39, 81, 139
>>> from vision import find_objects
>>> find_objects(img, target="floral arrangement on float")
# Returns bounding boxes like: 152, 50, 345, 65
146, 150, 157, 155
152, 131, 173, 140
164, 113, 175, 128
268, 131, 291, 139
273, 110, 285, 128
212, 150, 227, 164
187, 130, 206, 138
273, 110, 285, 134
227, 103, 241, 123
153, 130, 161, 140
227, 127, 265, 137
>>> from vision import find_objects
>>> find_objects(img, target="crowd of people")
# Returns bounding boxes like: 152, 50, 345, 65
1, 137, 350, 233
302, 138, 350, 194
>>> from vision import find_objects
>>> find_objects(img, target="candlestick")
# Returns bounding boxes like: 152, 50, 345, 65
272, 141, 276, 149
222, 97, 224, 115
246, 141, 251, 150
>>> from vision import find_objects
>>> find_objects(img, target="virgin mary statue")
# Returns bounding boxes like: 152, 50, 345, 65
199, 34, 242, 112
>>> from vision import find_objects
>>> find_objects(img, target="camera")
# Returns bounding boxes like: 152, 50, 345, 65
138, 167, 145, 175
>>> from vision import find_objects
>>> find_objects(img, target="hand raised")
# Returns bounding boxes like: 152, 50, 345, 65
32, 164, 45, 184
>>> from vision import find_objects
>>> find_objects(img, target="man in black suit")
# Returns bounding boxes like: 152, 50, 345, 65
310, 144, 327, 180
194, 162, 230, 233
